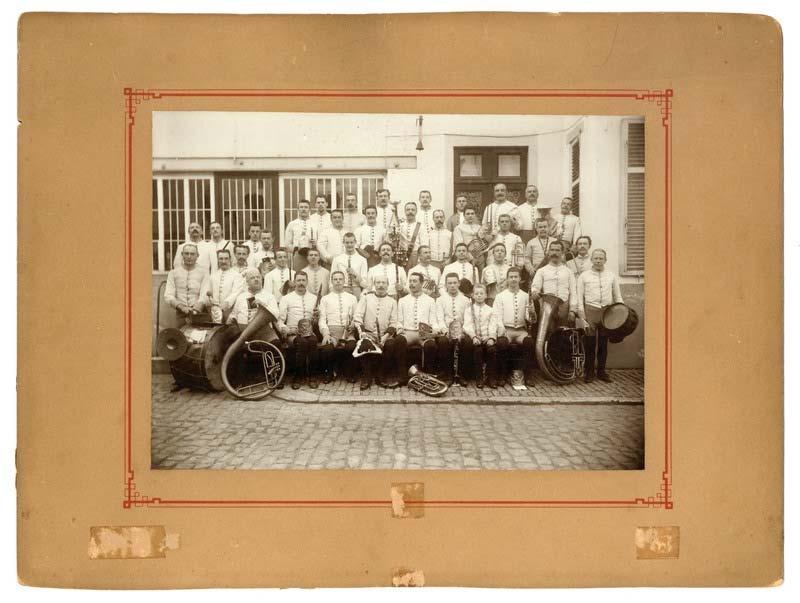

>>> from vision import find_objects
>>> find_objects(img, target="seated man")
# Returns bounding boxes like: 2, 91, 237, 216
207, 249, 245, 324
318, 271, 358, 384
463, 283, 501, 388
353, 275, 401, 389
277, 271, 320, 390
435, 272, 473, 386
492, 266, 535, 386
164, 243, 210, 324
395, 272, 444, 383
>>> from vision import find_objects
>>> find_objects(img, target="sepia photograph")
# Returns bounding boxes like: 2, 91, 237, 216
150, 111, 645, 471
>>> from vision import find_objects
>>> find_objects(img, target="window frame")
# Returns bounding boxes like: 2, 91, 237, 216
621, 118, 646, 277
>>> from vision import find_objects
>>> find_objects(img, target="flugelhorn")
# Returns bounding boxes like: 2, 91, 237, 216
407, 365, 449, 397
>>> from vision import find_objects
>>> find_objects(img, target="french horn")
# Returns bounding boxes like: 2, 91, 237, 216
534, 294, 585, 384
220, 302, 286, 400
407, 365, 449, 397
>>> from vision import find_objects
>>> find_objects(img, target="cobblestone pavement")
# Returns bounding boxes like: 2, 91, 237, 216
152, 371, 644, 470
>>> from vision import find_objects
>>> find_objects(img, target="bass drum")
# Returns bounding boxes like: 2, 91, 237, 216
601, 303, 639, 343
157, 323, 239, 391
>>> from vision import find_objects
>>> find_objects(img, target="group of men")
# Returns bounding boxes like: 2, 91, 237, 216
163, 182, 626, 391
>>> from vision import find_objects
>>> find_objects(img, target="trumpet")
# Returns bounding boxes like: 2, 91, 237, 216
407, 365, 449, 397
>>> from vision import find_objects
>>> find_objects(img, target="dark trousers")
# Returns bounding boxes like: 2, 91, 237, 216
496, 335, 535, 376
285, 334, 319, 376
584, 334, 609, 376
319, 340, 357, 379
361, 335, 402, 381
435, 336, 474, 377
395, 335, 437, 376
472, 342, 498, 377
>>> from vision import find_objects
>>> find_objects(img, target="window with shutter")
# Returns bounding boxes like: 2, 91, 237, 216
569, 135, 580, 215
623, 120, 645, 275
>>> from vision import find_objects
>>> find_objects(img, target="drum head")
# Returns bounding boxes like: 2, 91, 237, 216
157, 328, 189, 361
602, 303, 630, 330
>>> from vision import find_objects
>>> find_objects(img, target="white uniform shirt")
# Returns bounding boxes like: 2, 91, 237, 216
164, 265, 210, 309
367, 262, 407, 298
376, 205, 394, 231
309, 212, 332, 235
317, 227, 346, 263
439, 260, 478, 294
436, 291, 470, 330
510, 202, 541, 231
229, 289, 279, 326
284, 218, 314, 251
452, 222, 481, 248
577, 268, 624, 309
208, 268, 245, 311
552, 213, 582, 246
463, 302, 500, 341
278, 290, 317, 330
489, 231, 523, 263
410, 263, 442, 288
428, 227, 453, 263
330, 252, 368, 290
318, 290, 358, 337
173, 240, 214, 272
265, 265, 294, 302
342, 211, 365, 234
354, 292, 398, 338
208, 238, 234, 272
304, 265, 330, 298
532, 264, 578, 313
482, 201, 518, 231
242, 240, 263, 257
355, 223, 385, 251
492, 288, 530, 332
397, 292, 442, 334
566, 254, 592, 279
399, 219, 429, 252
482, 262, 509, 292
248, 248, 275, 269
417, 207, 436, 236
525, 236, 559, 271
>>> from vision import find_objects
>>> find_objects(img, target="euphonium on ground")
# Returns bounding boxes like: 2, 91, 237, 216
407, 365, 449, 397
534, 294, 585, 384
220, 303, 286, 400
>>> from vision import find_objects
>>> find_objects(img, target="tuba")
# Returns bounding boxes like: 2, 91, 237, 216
534, 294, 585, 384
220, 303, 286, 399
407, 365, 449, 397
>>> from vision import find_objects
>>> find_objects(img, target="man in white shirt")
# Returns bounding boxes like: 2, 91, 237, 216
248, 231, 275, 268
264, 248, 294, 302
173, 221, 214, 272
440, 243, 478, 297
417, 190, 436, 236
395, 272, 444, 383
207, 249, 245, 323
242, 221, 263, 258
375, 188, 394, 232
318, 271, 358, 383
309, 194, 332, 235
342, 193, 365, 233
277, 271, 319, 389
355, 205, 384, 268
510, 184, 541, 244
233, 243, 251, 275
552, 197, 583, 255
330, 232, 368, 299
353, 275, 401, 389
489, 214, 523, 265
482, 183, 518, 234
317, 209, 347, 267
367, 242, 407, 300
482, 243, 510, 304
164, 243, 210, 323
492, 266, 535, 386
228, 268, 280, 343
303, 248, 330, 299
410, 245, 442, 298
530, 240, 578, 326
524, 218, 559, 276
436, 272, 472, 386
452, 204, 482, 249
208, 221, 233, 273
284, 199, 315, 271
577, 248, 624, 383
446, 194, 468, 231
566, 236, 592, 278
463, 283, 501, 388
428, 210, 452, 268
399, 201, 428, 269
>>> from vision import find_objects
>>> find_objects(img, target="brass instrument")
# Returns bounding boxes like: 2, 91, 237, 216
386, 200, 407, 283
448, 318, 463, 382
220, 302, 286, 399
421, 274, 438, 297
533, 293, 585, 384
407, 365, 449, 397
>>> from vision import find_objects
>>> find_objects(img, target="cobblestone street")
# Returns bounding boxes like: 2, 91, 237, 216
152, 369, 644, 470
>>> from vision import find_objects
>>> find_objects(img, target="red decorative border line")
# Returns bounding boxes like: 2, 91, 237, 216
123, 88, 673, 510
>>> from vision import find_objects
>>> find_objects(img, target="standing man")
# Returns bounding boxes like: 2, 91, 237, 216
353, 275, 401, 389
417, 190, 436, 236
284, 199, 314, 271
399, 201, 428, 269
330, 232, 368, 299
482, 243, 510, 304
264, 248, 293, 302
566, 236, 593, 278
577, 248, 624, 383
489, 214, 522, 265
309, 194, 332, 234
207, 249, 245, 324
318, 271, 358, 383
524, 218, 559, 276
164, 243, 210, 323
530, 240, 578, 327
303, 248, 330, 299
463, 283, 500, 388
446, 194, 469, 231
409, 245, 442, 297
248, 230, 275, 268
375, 188, 394, 232
436, 272, 473, 386
452, 204, 482, 249
342, 192, 365, 233
242, 221, 263, 258
317, 209, 347, 267
482, 183, 518, 234
208, 221, 233, 273
440, 243, 478, 296
552, 197, 582, 255
428, 209, 452, 269
367, 242, 407, 300
395, 272, 444, 381
233, 243, 251, 275
510, 184, 542, 244
173, 221, 213, 272
355, 205, 385, 268
492, 266, 535, 386
277, 272, 320, 389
